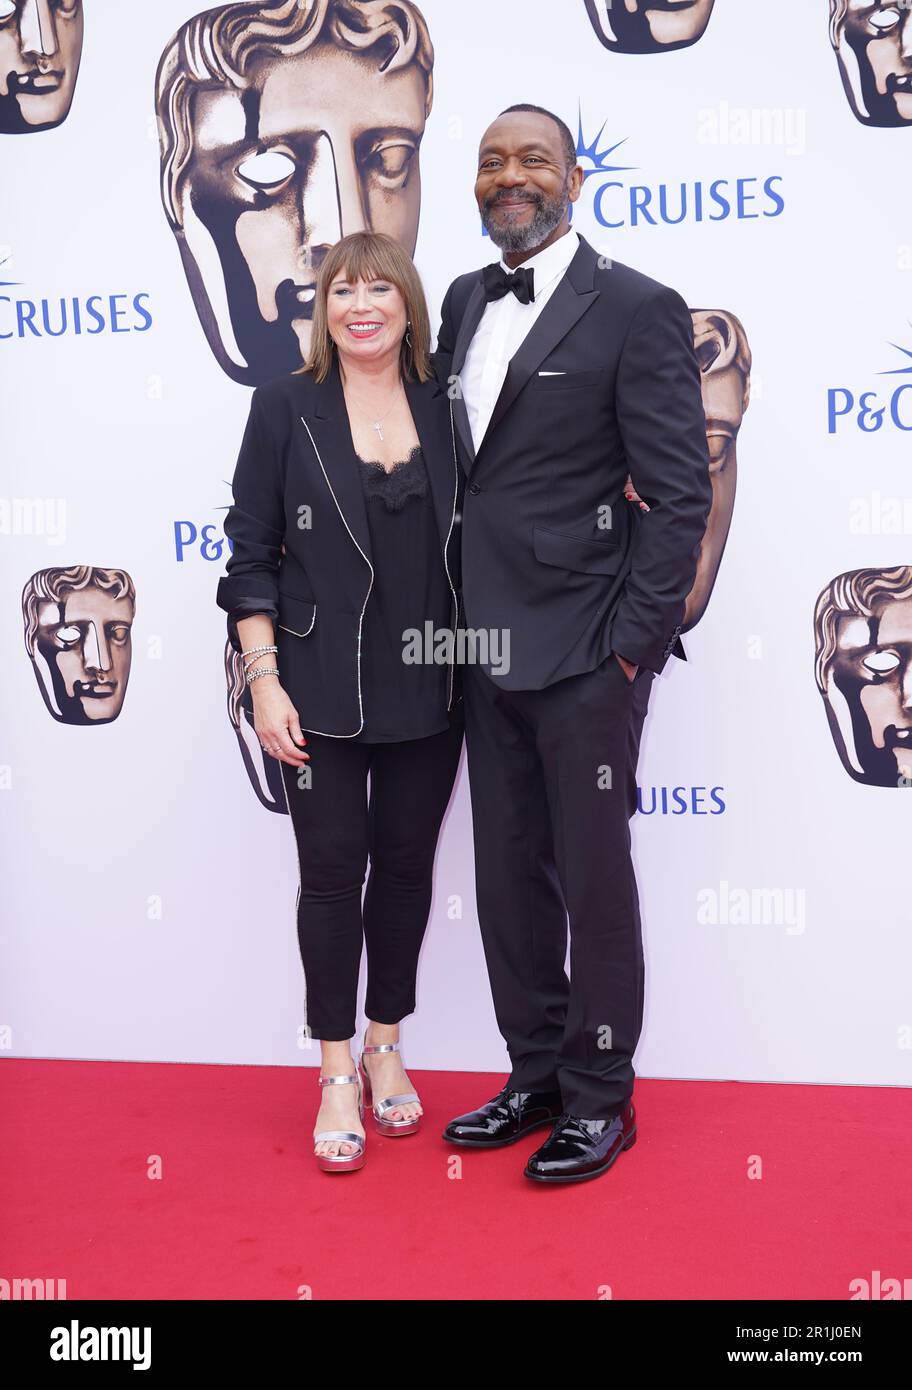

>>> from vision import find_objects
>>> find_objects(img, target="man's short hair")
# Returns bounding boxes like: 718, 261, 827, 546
498, 103, 577, 172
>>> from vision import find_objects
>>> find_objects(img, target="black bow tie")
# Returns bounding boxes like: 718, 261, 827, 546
482, 262, 535, 306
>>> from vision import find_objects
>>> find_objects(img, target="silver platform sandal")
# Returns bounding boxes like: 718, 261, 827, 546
313, 1070, 366, 1173
359, 1028, 422, 1137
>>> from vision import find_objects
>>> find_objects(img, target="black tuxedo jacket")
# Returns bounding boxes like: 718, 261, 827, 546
216, 363, 461, 737
434, 234, 712, 685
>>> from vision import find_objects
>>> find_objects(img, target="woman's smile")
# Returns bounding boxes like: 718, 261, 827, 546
345, 320, 384, 339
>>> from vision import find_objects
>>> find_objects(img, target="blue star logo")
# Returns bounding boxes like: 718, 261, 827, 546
575, 111, 637, 183
879, 336, 912, 377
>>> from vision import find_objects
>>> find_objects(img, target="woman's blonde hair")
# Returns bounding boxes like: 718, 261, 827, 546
301, 232, 432, 383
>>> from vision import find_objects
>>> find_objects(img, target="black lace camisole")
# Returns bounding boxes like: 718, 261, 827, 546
352, 445, 453, 742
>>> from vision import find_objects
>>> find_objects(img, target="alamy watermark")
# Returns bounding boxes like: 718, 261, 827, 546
402, 622, 510, 677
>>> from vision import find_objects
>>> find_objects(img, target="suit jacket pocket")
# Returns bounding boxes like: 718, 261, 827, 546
277, 590, 316, 637
533, 525, 624, 576
531, 368, 605, 390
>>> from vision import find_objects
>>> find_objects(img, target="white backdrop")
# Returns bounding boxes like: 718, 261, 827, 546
3, 0, 911, 1087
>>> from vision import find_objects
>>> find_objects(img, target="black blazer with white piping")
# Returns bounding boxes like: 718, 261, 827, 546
216, 362, 461, 737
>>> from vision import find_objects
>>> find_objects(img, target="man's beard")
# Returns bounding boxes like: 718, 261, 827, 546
481, 181, 571, 253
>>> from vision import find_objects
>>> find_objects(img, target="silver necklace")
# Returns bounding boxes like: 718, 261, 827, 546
344, 382, 403, 442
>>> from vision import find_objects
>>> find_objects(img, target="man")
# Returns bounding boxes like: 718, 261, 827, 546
435, 105, 712, 1184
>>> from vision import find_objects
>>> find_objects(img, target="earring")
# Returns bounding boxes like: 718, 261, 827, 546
405, 321, 413, 350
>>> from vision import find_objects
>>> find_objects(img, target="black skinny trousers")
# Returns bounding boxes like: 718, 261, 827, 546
279, 716, 464, 1041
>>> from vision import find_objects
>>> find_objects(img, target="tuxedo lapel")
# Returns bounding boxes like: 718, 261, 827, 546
450, 279, 486, 470
452, 384, 475, 473
481, 237, 600, 446
300, 362, 373, 565
452, 279, 487, 376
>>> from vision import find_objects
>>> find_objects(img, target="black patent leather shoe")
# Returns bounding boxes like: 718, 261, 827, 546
524, 1102, 636, 1183
443, 1086, 563, 1148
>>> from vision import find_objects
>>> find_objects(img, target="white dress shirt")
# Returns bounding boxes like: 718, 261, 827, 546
461, 228, 580, 452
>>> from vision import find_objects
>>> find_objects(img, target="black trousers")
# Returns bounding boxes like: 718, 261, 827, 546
279, 716, 464, 1041
462, 654, 654, 1119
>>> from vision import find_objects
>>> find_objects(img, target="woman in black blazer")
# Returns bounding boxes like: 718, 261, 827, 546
217, 233, 464, 1174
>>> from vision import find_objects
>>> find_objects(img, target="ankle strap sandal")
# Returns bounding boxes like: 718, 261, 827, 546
359, 1031, 422, 1137
313, 1071, 366, 1172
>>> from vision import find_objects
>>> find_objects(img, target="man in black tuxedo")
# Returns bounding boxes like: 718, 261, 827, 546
435, 105, 712, 1184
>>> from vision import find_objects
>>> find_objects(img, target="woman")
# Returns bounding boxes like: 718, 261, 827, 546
216, 232, 463, 1174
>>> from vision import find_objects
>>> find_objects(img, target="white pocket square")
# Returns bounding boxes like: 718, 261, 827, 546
538, 370, 566, 376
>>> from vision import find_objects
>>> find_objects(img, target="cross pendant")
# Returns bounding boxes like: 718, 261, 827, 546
372, 420, 384, 441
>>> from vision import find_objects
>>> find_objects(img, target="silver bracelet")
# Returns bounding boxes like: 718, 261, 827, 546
244, 653, 277, 674
241, 644, 278, 659
246, 666, 279, 685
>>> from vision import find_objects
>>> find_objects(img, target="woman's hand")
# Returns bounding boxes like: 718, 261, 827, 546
252, 680, 310, 766
624, 476, 650, 511
235, 614, 309, 767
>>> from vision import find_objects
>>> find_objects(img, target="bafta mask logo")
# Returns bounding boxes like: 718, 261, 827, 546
683, 307, 752, 630
155, 0, 434, 386
23, 565, 135, 724
225, 640, 288, 812
830, 0, 912, 127
584, 0, 715, 54
814, 566, 912, 787
0, 0, 83, 135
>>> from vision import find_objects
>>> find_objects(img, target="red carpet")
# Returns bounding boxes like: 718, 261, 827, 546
3, 1059, 909, 1301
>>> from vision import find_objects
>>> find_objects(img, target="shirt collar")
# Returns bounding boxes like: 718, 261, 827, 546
499, 228, 579, 300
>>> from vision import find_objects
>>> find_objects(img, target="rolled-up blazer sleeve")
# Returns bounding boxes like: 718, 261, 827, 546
216, 387, 285, 652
